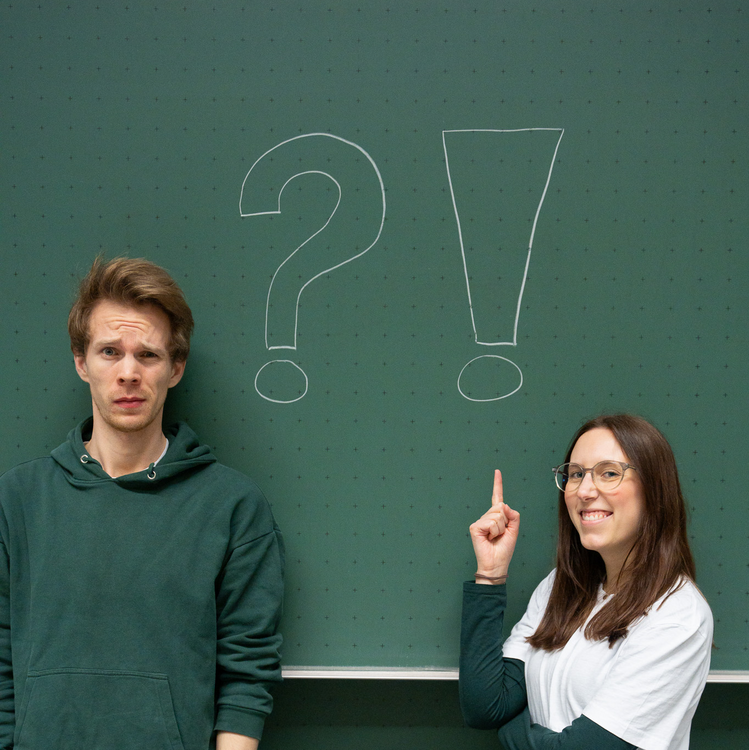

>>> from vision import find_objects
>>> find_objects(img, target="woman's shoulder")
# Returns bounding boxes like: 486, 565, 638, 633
524, 569, 557, 609
647, 578, 713, 632
537, 568, 557, 589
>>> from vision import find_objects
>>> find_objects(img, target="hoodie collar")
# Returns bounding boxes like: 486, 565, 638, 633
51, 418, 217, 489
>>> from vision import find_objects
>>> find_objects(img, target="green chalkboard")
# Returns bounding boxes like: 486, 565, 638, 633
1, 1, 746, 671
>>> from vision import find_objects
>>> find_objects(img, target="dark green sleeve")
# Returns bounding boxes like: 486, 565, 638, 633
498, 708, 636, 750
0, 539, 12, 750
459, 582, 528, 728
214, 520, 285, 740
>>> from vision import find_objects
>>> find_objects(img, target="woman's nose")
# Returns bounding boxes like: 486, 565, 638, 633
576, 471, 598, 499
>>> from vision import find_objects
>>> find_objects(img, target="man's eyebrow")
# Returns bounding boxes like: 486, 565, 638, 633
91, 337, 168, 354
90, 337, 123, 348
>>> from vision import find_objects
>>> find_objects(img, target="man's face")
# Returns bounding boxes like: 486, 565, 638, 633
74, 300, 185, 436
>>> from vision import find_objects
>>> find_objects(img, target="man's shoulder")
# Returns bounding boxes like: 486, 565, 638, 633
0, 455, 57, 486
0, 457, 59, 519
175, 457, 271, 511
181, 455, 262, 488
194, 461, 280, 544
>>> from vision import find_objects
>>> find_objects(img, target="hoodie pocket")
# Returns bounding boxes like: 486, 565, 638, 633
15, 669, 185, 750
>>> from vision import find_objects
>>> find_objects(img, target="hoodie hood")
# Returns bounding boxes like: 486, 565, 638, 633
50, 418, 217, 489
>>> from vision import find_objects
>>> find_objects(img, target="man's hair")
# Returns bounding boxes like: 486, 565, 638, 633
527, 413, 696, 651
68, 256, 194, 362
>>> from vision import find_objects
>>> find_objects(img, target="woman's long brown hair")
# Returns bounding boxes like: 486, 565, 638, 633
527, 414, 696, 650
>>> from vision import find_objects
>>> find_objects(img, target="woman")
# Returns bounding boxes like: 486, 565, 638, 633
460, 414, 712, 750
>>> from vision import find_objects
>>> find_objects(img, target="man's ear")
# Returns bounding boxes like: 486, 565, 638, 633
168, 359, 186, 389
73, 352, 90, 383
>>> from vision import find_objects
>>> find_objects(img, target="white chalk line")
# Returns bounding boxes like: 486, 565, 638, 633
442, 128, 564, 347
254, 360, 309, 405
443, 128, 564, 402
457, 355, 524, 402
240, 133, 386, 403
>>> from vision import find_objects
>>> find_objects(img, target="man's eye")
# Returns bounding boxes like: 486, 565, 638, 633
102, 347, 116, 356
140, 351, 157, 359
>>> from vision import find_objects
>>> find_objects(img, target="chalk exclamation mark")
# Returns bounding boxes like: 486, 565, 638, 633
442, 128, 564, 402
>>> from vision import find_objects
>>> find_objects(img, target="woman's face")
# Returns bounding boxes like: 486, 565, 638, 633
564, 427, 645, 581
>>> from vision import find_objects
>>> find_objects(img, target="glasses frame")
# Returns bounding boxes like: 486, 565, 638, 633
552, 460, 638, 492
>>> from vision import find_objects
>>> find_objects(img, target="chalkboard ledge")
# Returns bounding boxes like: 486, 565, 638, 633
281, 668, 749, 683
707, 671, 749, 683
281, 667, 457, 680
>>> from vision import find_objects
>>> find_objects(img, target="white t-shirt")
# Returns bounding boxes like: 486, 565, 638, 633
502, 571, 713, 750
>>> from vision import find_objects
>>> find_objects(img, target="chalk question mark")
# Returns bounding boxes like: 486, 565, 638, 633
240, 133, 386, 403
443, 128, 564, 401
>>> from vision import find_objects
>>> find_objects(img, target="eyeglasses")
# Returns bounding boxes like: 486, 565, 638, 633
552, 461, 637, 492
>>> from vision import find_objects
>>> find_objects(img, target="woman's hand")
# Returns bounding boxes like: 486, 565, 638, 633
469, 470, 520, 582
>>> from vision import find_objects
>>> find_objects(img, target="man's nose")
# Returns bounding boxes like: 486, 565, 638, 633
117, 356, 141, 382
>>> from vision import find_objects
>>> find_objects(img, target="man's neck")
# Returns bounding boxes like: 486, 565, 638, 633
84, 418, 168, 478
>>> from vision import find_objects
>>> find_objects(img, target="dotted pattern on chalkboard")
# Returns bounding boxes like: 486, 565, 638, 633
1, 2, 746, 670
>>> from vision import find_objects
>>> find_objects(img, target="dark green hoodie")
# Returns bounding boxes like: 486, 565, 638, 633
0, 419, 284, 750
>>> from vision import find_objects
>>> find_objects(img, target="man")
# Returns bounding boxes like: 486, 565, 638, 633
0, 257, 284, 749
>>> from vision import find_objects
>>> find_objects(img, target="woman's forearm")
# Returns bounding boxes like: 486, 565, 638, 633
498, 709, 636, 750
460, 582, 528, 728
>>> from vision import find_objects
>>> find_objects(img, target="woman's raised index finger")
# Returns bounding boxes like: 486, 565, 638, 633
491, 469, 504, 508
